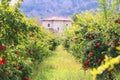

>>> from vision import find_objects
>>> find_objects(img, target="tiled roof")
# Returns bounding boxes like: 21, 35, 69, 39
42, 16, 71, 21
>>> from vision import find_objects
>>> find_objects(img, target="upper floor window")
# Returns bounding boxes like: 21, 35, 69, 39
48, 24, 50, 27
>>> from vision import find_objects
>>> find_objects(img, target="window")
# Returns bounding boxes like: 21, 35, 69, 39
48, 24, 50, 27
58, 27, 59, 31
66, 24, 68, 26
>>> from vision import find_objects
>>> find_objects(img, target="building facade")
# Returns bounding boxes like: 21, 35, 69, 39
40, 17, 72, 34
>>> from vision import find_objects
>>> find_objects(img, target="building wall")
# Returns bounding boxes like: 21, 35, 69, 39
41, 21, 53, 29
41, 20, 71, 33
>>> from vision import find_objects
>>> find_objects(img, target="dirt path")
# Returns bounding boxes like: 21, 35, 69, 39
32, 45, 92, 80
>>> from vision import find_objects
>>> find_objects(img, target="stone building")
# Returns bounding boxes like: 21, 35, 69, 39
40, 16, 72, 34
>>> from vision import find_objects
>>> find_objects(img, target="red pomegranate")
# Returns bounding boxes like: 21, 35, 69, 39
0, 45, 6, 52
96, 43, 101, 47
2, 59, 7, 64
4, 71, 9, 76
74, 37, 78, 40
88, 35, 94, 39
84, 59, 90, 65
15, 51, 20, 55
89, 51, 94, 56
97, 59, 101, 63
24, 77, 30, 80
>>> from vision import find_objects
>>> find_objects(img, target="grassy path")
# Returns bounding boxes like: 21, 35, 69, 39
32, 45, 92, 80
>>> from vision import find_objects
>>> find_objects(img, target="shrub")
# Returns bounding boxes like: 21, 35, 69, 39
0, 1, 54, 79
49, 38, 60, 51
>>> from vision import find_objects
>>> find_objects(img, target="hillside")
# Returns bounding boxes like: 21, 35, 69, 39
20, 0, 99, 18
